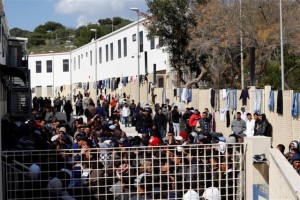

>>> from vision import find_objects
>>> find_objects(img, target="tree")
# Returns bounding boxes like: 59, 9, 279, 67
9, 28, 31, 38
146, 0, 205, 88
189, 0, 300, 89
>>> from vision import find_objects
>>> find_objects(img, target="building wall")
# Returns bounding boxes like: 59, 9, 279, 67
28, 52, 71, 98
29, 19, 169, 100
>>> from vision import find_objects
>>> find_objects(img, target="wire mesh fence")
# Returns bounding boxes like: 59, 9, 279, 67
2, 143, 245, 200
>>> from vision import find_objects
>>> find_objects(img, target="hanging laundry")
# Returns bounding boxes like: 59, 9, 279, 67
111, 78, 115, 91
231, 90, 237, 110
174, 89, 177, 97
148, 82, 154, 94
292, 93, 299, 117
239, 88, 250, 106
122, 76, 128, 86
210, 88, 215, 108
268, 90, 275, 112
219, 109, 226, 121
187, 89, 192, 103
115, 78, 120, 89
222, 89, 227, 100
212, 112, 216, 132
177, 88, 182, 102
181, 88, 188, 103
277, 90, 283, 114
215, 89, 220, 111
226, 110, 230, 128
82, 82, 87, 91
162, 88, 166, 104
253, 89, 262, 114
226, 89, 231, 111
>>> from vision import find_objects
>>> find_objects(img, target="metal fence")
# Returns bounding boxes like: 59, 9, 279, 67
1, 144, 245, 200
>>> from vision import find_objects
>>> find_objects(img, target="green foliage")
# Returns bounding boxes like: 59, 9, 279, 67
146, 0, 200, 85
259, 61, 281, 89
28, 32, 46, 46
10, 17, 131, 53
9, 28, 31, 38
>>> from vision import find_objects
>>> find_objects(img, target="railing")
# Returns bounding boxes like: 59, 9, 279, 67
269, 148, 300, 200
2, 144, 245, 200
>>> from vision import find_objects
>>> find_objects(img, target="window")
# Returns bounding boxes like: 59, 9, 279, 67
110, 42, 113, 61
81, 54, 83, 59
36, 86, 42, 97
78, 55, 80, 69
86, 52, 88, 57
158, 77, 164, 88
63, 59, 69, 72
106, 44, 109, 62
139, 31, 143, 52
150, 38, 155, 50
36, 61, 41, 73
144, 51, 148, 74
74, 57, 76, 70
47, 86, 53, 97
123, 37, 127, 57
99, 47, 102, 64
118, 39, 121, 58
132, 34, 136, 41
46, 60, 52, 73
90, 50, 92, 65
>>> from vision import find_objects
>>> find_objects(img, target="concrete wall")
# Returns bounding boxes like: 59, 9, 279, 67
269, 148, 300, 200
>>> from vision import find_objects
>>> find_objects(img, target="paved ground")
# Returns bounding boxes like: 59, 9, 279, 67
54, 112, 139, 137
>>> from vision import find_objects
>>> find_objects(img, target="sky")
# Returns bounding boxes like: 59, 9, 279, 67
4, 0, 148, 31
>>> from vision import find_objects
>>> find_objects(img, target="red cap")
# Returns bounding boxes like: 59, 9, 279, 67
149, 136, 160, 146
180, 132, 188, 140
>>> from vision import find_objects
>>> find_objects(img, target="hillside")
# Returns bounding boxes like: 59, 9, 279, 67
10, 17, 132, 54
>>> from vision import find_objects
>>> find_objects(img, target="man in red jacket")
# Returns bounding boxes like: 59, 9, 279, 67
189, 109, 201, 132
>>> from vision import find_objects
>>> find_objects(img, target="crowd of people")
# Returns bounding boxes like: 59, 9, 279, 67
1, 93, 299, 199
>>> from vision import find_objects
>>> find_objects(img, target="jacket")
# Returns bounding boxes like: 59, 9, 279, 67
189, 113, 201, 127
154, 113, 167, 127
171, 110, 181, 123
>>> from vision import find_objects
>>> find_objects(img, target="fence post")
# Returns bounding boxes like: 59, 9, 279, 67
244, 136, 271, 200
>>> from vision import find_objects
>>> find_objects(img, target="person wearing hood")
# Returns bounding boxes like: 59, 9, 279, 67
189, 109, 201, 132
291, 153, 300, 175
255, 114, 270, 136
284, 140, 299, 162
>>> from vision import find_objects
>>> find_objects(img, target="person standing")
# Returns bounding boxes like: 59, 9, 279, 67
231, 112, 246, 135
122, 103, 130, 127
102, 99, 109, 119
63, 100, 73, 123
189, 109, 201, 132
154, 108, 167, 140
182, 107, 192, 134
170, 106, 181, 136
198, 111, 211, 135
129, 100, 137, 125
110, 97, 116, 117
245, 113, 255, 136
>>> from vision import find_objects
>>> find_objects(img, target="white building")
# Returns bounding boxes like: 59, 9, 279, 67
29, 19, 170, 102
